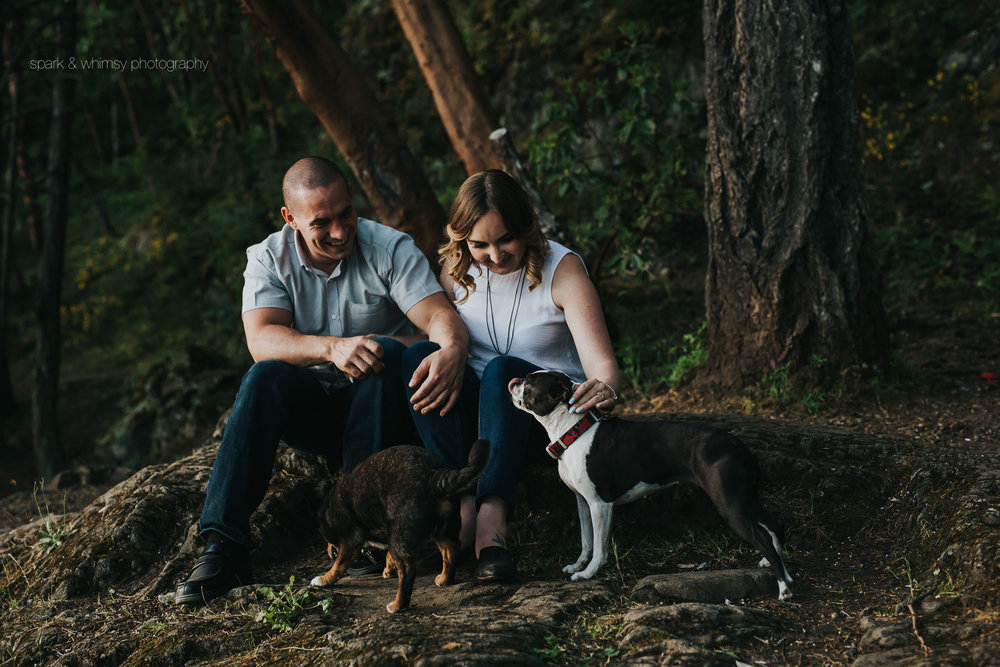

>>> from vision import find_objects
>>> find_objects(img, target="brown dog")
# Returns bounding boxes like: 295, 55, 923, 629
310, 440, 488, 613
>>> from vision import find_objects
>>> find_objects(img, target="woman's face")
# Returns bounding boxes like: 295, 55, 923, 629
467, 210, 526, 275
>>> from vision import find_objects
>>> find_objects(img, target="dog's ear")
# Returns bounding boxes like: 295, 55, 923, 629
549, 373, 573, 403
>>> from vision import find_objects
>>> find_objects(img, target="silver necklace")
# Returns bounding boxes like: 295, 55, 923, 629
485, 265, 527, 356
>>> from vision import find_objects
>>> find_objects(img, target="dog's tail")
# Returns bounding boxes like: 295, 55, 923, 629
431, 439, 490, 497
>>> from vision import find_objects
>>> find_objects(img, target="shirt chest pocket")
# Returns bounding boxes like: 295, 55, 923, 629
347, 298, 405, 335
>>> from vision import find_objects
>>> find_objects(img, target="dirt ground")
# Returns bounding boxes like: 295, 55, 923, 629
2, 304, 998, 665
637, 306, 1000, 665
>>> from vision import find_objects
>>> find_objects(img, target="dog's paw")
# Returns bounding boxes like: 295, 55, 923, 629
569, 570, 596, 582
758, 557, 771, 568
434, 573, 452, 587
777, 580, 794, 601
562, 564, 582, 575
386, 601, 407, 613
310, 576, 325, 587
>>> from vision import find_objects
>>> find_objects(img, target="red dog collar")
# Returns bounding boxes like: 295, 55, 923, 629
546, 410, 602, 459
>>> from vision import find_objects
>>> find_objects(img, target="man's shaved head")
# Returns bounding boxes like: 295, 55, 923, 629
282, 157, 348, 211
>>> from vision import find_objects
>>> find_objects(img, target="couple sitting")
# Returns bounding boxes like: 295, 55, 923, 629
176, 157, 622, 605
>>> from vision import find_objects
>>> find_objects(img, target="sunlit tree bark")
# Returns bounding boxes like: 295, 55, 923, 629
237, 0, 445, 255
389, 0, 502, 175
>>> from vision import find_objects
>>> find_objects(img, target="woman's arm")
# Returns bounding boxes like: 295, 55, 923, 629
551, 254, 622, 413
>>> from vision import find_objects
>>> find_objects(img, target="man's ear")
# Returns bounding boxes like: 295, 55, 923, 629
281, 206, 296, 229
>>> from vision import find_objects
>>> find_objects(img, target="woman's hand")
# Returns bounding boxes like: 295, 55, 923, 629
568, 378, 619, 415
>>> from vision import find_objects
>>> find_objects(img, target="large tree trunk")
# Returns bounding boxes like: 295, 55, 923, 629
33, 0, 76, 477
700, 0, 888, 389
389, 0, 502, 176
1, 19, 21, 419
237, 0, 445, 255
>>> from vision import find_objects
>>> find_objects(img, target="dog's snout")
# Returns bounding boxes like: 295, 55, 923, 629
508, 378, 522, 394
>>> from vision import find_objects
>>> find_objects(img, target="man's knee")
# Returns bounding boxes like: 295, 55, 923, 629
371, 336, 407, 369
240, 359, 298, 394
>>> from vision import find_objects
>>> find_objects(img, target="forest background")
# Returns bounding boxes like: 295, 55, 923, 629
1, 0, 998, 491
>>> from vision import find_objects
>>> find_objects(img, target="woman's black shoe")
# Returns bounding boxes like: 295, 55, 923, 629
175, 540, 253, 605
476, 546, 515, 581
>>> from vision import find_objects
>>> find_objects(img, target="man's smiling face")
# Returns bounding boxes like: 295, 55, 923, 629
281, 178, 358, 274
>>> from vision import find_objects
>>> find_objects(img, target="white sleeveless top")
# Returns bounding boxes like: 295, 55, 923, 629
455, 242, 586, 382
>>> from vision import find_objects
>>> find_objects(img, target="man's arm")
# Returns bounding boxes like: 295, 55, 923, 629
403, 292, 469, 416
243, 307, 387, 379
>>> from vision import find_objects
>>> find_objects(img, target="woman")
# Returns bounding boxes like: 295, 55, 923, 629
439, 169, 622, 580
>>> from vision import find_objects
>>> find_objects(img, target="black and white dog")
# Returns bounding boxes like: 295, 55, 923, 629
509, 370, 793, 600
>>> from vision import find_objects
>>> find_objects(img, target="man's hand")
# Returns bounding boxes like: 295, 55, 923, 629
331, 335, 385, 379
408, 344, 466, 416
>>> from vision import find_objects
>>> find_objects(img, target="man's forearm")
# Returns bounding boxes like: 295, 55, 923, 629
246, 324, 336, 367
424, 308, 469, 357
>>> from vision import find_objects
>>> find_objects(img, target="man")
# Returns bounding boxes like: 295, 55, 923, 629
175, 157, 473, 605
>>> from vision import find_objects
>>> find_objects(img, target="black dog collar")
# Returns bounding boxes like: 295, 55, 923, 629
546, 410, 602, 459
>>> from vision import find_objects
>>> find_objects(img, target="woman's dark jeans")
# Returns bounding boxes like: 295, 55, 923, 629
475, 356, 550, 508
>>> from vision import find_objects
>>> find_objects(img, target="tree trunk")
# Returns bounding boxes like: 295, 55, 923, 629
236, 0, 445, 256
4, 35, 43, 254
700, 0, 888, 389
33, 0, 76, 477
389, 0, 502, 176
1, 19, 20, 418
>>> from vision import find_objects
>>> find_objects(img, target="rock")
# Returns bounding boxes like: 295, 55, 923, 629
0, 429, 331, 603
97, 344, 240, 467
622, 602, 779, 658
631, 568, 778, 604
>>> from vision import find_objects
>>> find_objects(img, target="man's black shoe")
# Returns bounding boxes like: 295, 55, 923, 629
175, 540, 253, 605
346, 547, 386, 576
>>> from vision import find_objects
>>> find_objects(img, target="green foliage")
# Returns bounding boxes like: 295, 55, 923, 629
525, 22, 704, 282
760, 363, 792, 401
876, 188, 1000, 313
254, 576, 310, 633
532, 634, 568, 661
756, 362, 838, 415
617, 321, 707, 397
667, 322, 708, 385
4, 0, 997, 432
532, 615, 624, 664
853, 0, 1000, 316
31, 483, 77, 555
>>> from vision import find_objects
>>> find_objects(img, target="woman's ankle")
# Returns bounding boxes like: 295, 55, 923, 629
475, 497, 508, 555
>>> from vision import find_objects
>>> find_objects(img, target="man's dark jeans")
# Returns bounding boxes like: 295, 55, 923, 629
199, 337, 473, 549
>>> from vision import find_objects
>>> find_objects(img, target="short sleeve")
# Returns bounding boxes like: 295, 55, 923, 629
382, 234, 443, 315
242, 248, 292, 313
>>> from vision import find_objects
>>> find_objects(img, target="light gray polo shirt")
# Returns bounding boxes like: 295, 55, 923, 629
242, 218, 443, 389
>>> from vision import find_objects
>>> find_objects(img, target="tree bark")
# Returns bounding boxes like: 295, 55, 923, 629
701, 0, 888, 388
236, 0, 445, 256
1, 19, 20, 418
389, 0, 502, 176
33, 0, 76, 477
4, 34, 43, 254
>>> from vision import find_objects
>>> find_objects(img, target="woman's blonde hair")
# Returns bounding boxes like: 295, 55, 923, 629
439, 170, 550, 303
